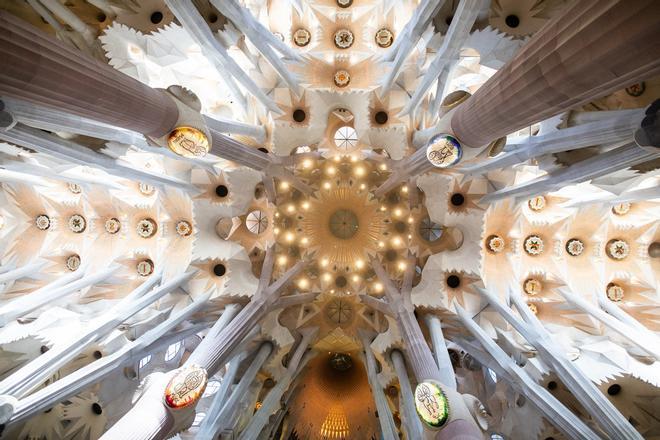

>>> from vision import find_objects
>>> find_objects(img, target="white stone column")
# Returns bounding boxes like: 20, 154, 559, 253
424, 315, 457, 390
238, 328, 318, 439
203, 115, 267, 144
0, 260, 47, 286
198, 342, 273, 440
390, 350, 424, 440
563, 184, 660, 208
367, 257, 443, 382
0, 265, 119, 326
451, 0, 660, 148
0, 11, 178, 137
460, 108, 644, 175
455, 303, 602, 440
164, 0, 280, 114
208, 0, 302, 95
374, 148, 430, 197
556, 287, 660, 360
5, 298, 209, 425
2, 97, 148, 147
492, 289, 643, 440
0, 123, 197, 192
359, 330, 398, 440
99, 249, 307, 440
199, 352, 247, 436
185, 265, 304, 375
399, 0, 483, 115
380, 0, 446, 96
0, 271, 194, 398
207, 128, 272, 171
480, 142, 660, 204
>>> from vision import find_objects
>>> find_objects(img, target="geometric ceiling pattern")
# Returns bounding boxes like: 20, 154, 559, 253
0, 0, 658, 439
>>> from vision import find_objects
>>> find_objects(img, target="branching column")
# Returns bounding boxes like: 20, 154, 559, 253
359, 331, 398, 440
198, 342, 274, 439
6, 300, 209, 425
451, 0, 660, 147
390, 350, 424, 440
477, 287, 642, 440
364, 256, 443, 382
0, 272, 195, 398
238, 328, 318, 439
100, 249, 306, 440
0, 12, 178, 138
425, 315, 457, 390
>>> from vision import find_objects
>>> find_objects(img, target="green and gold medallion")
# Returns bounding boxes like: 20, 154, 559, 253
414, 381, 450, 428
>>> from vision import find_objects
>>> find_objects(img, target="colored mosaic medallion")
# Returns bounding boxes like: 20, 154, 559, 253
414, 381, 450, 429
426, 134, 462, 168
164, 365, 208, 409
167, 126, 209, 158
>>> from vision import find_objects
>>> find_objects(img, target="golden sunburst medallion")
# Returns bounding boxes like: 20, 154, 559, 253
300, 186, 386, 268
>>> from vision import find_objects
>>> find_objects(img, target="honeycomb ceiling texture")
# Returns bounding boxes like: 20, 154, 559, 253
0, 0, 658, 439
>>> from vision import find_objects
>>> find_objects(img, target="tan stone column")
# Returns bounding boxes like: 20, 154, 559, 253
451, 0, 660, 147
0, 11, 178, 137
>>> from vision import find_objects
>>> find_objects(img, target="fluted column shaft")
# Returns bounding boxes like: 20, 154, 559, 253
208, 129, 271, 171
1, 273, 196, 398
185, 296, 269, 376
455, 304, 601, 440
462, 108, 644, 175
398, 309, 442, 382
0, 123, 197, 191
481, 142, 659, 204
451, 0, 660, 147
0, 265, 119, 326
0, 11, 178, 137
359, 332, 398, 440
199, 342, 273, 439
7, 301, 207, 425
3, 97, 148, 147
390, 350, 424, 440
0, 261, 46, 285
238, 329, 317, 439
425, 315, 457, 390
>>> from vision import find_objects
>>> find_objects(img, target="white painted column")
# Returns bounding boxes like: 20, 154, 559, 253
5, 298, 209, 425
390, 350, 424, 440
238, 328, 318, 439
198, 342, 273, 440
0, 271, 195, 397
0, 265, 119, 326
425, 315, 458, 390
480, 142, 660, 204
455, 303, 602, 440
359, 331, 398, 440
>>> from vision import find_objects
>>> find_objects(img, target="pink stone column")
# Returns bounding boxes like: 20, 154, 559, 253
451, 0, 660, 147
0, 11, 178, 137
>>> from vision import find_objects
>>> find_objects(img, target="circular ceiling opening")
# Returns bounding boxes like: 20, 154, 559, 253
213, 263, 226, 277
329, 209, 359, 239
329, 353, 353, 371
150, 11, 163, 24
293, 108, 306, 122
450, 193, 465, 206
505, 14, 520, 28
374, 111, 388, 125
215, 184, 229, 198
446, 275, 460, 288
